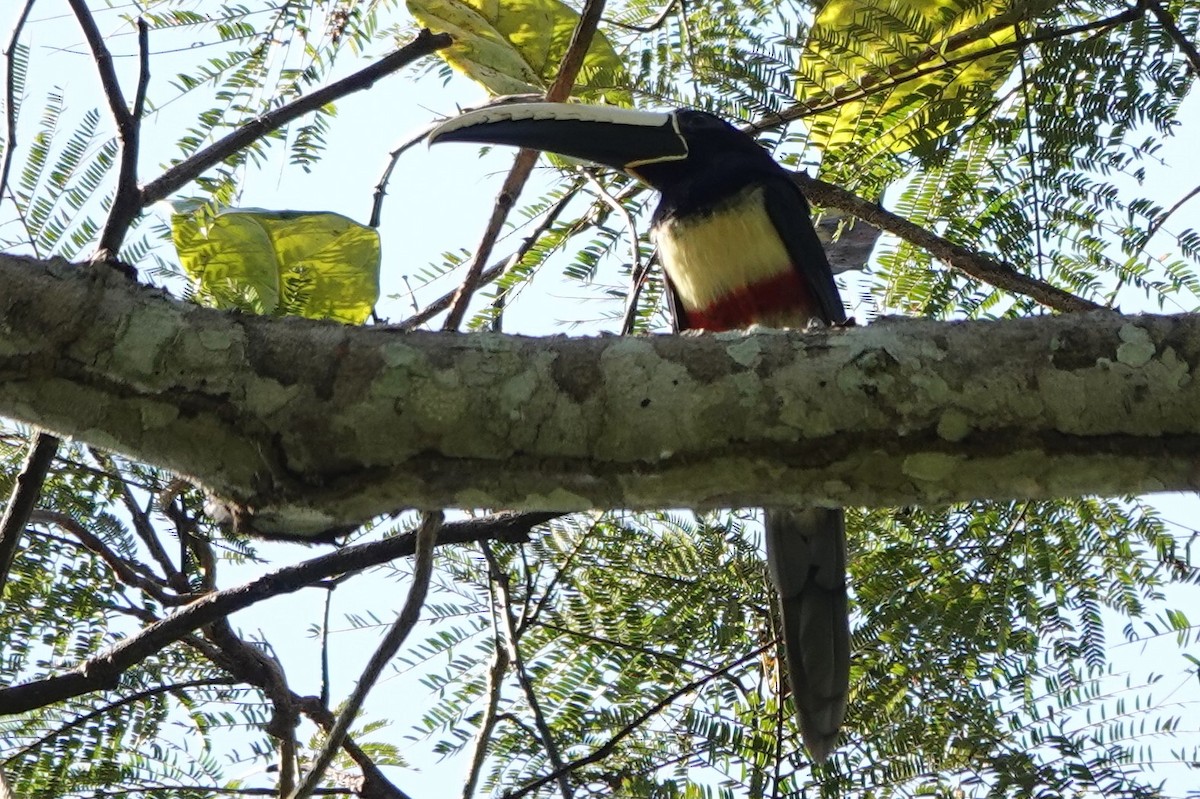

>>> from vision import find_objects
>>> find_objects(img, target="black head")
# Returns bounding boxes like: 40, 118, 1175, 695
628, 110, 781, 210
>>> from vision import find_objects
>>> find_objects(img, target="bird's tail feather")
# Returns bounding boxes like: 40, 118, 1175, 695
764, 507, 850, 762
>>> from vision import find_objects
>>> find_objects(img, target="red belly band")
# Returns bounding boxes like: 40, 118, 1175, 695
684, 269, 819, 332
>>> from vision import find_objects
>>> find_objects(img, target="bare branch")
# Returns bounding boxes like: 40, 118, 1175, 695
141, 29, 452, 207
0, 0, 36, 205
483, 543, 573, 799
0, 432, 59, 597
461, 615, 511, 799
1146, 0, 1200, 77
793, 172, 1103, 313
292, 512, 443, 799
0, 512, 553, 715
441, 0, 608, 330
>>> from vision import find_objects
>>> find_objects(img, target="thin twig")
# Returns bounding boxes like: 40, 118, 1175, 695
461, 594, 512, 799
1146, 0, 1200, 77
369, 124, 438, 228
1143, 182, 1200, 251
441, 0, 609, 331
605, 0, 677, 33
793, 172, 1103, 312
0, 511, 555, 715
502, 646, 770, 799
0, 0, 36, 205
0, 432, 59, 597
1015, 22, 1045, 280
483, 543, 573, 799
142, 29, 451, 206
291, 511, 444, 799
2, 677, 237, 767
397, 184, 581, 329
580, 169, 647, 333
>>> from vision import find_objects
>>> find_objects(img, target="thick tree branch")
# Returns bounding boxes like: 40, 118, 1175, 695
4, 254, 1196, 536
0, 512, 550, 715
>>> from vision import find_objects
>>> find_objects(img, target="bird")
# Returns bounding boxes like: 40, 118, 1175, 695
428, 102, 850, 762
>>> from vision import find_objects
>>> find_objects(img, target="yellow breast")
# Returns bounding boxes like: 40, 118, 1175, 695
652, 185, 793, 312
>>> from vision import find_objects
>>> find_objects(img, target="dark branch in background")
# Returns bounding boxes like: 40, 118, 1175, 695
501, 646, 770, 799
398, 184, 580, 329
0, 433, 59, 598
27, 510, 177, 603
441, 0, 609, 331
605, 0, 677, 33
1142, 182, 1200, 251
793, 173, 1104, 313
2, 678, 236, 768
0, 511, 556, 716
754, 6, 1147, 131
0, 0, 36, 206
291, 512, 443, 799
64, 1, 144, 260
141, 29, 452, 207
1146, 0, 1200, 76
482, 543, 573, 799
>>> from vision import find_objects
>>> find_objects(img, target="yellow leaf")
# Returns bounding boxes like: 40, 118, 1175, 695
408, 0, 631, 105
798, 0, 1028, 186
171, 206, 380, 325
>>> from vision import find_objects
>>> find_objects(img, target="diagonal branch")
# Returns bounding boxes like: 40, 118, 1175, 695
1146, 0, 1200, 77
793, 172, 1103, 313
0, 433, 59, 597
0, 511, 555, 716
291, 511, 443, 799
141, 29, 452, 207
64, 1, 145, 259
482, 542, 573, 799
440, 0, 609, 331
501, 646, 770, 799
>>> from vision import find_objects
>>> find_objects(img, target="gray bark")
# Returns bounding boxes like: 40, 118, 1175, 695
2, 254, 1198, 537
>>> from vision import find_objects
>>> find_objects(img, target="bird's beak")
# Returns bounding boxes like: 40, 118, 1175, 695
427, 102, 688, 172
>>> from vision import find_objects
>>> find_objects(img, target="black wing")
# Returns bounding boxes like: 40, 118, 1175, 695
761, 176, 846, 326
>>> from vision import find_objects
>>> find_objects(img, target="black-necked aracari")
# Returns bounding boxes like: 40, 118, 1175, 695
428, 103, 849, 762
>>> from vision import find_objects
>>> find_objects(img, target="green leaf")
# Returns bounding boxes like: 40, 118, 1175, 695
798, 0, 1026, 187
407, 0, 631, 105
170, 205, 380, 324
